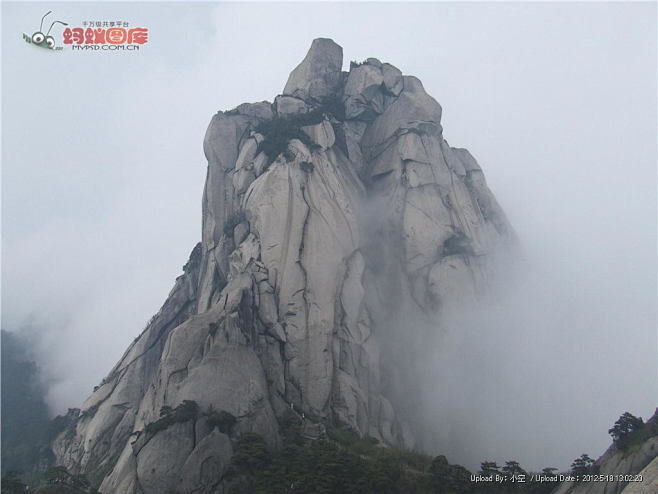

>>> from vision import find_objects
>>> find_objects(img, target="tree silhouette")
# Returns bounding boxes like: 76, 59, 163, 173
570, 454, 594, 476
608, 412, 644, 449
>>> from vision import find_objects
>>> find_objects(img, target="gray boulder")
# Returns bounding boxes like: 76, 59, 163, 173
283, 38, 343, 101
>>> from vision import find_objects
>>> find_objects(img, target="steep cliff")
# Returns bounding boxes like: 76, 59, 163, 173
52, 38, 514, 493
552, 410, 658, 494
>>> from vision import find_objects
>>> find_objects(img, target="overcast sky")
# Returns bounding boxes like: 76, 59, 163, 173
2, 1, 656, 471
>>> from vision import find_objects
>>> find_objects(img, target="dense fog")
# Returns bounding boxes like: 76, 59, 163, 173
2, 1, 655, 472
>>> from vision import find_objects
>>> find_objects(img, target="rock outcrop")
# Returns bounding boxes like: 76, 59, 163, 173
52, 38, 514, 493
552, 410, 658, 494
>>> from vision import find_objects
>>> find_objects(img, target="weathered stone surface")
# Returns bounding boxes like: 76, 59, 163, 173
344, 63, 385, 120
274, 94, 310, 116
553, 410, 658, 494
361, 77, 442, 160
233, 221, 249, 246
177, 430, 232, 494
301, 118, 335, 150
382, 63, 403, 96
135, 421, 194, 494
622, 456, 658, 493
283, 38, 343, 101
232, 101, 274, 120
53, 39, 515, 494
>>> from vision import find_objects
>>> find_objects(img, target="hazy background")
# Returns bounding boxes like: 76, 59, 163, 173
2, 1, 656, 471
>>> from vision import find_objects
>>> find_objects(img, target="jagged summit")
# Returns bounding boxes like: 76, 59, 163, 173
283, 38, 343, 100
52, 39, 514, 494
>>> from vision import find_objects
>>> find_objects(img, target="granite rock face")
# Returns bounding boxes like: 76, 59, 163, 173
52, 39, 514, 493
283, 38, 343, 101
552, 410, 658, 494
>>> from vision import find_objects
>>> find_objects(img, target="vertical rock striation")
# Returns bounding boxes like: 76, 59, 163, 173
52, 38, 515, 493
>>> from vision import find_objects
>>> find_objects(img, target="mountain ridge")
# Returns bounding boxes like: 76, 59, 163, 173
52, 38, 515, 494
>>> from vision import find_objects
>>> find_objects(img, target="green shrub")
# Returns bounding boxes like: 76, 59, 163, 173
480, 461, 501, 476
502, 460, 527, 477
255, 96, 344, 160
225, 420, 489, 494
206, 410, 237, 434
608, 412, 645, 450
1, 471, 28, 494
255, 115, 315, 160
318, 94, 345, 121
231, 433, 271, 475
325, 427, 385, 457
279, 414, 304, 446
38, 466, 97, 493
429, 455, 472, 494
283, 149, 296, 163
232, 432, 443, 494
325, 426, 360, 446
79, 404, 99, 420
570, 454, 594, 476
144, 400, 198, 435
388, 447, 431, 472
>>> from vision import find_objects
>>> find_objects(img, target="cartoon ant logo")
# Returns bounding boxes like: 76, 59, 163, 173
23, 11, 68, 50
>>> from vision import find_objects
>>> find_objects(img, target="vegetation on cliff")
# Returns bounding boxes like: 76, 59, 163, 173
223, 415, 560, 494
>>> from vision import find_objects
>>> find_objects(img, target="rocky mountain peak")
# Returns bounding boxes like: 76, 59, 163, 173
52, 39, 515, 494
283, 37, 343, 101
